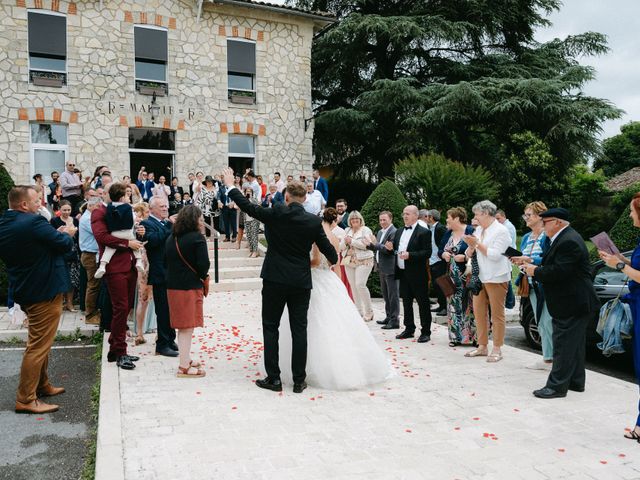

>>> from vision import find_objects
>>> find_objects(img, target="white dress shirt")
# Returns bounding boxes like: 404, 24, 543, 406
396, 223, 416, 269
473, 219, 512, 283
550, 225, 569, 244
303, 190, 325, 215
275, 179, 285, 193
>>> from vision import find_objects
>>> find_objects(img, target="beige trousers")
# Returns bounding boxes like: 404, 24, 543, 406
472, 282, 508, 347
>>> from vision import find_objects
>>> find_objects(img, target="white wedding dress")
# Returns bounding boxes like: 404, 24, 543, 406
278, 254, 396, 390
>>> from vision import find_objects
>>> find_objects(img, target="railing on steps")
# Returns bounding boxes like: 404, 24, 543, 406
203, 217, 220, 284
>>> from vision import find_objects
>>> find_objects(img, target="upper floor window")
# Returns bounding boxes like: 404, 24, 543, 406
134, 25, 168, 96
28, 11, 67, 87
227, 39, 256, 105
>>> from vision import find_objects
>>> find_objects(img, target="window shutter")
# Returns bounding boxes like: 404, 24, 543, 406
28, 12, 66, 58
135, 27, 168, 62
227, 40, 256, 75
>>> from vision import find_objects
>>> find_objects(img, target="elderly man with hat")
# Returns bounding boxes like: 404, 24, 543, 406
521, 208, 599, 399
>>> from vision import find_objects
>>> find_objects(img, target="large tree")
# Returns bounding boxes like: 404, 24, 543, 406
294, 0, 621, 180
593, 121, 640, 178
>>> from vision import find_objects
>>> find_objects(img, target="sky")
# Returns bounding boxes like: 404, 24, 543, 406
273, 0, 638, 140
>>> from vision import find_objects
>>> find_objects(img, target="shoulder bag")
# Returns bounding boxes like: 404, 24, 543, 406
174, 237, 209, 297
435, 272, 456, 298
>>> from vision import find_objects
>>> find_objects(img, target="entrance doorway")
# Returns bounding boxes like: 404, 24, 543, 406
129, 128, 176, 183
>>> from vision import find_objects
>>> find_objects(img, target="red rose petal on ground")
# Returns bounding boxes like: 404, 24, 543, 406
483, 433, 490, 438
454, 427, 460, 431
36, 417, 44, 421
624, 427, 631, 432
472, 417, 480, 421
619, 454, 626, 458
310, 397, 315, 401
513, 408, 520, 412
600, 460, 607, 465
369, 392, 375, 396
231, 406, 237, 410
196, 392, 201, 395
405, 429, 412, 433
557, 449, 565, 453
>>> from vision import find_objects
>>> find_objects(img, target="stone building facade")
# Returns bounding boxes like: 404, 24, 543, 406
0, 0, 332, 185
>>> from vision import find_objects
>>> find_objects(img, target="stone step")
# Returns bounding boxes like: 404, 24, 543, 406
210, 278, 262, 292
216, 266, 262, 280
209, 248, 256, 258
215, 256, 263, 268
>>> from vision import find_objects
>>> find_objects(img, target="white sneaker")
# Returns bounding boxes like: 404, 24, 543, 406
526, 360, 552, 370
94, 266, 106, 279
8, 306, 15, 316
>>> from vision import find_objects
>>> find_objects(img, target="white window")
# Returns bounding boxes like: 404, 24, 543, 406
28, 10, 67, 87
227, 39, 256, 104
31, 123, 68, 184
228, 134, 255, 173
134, 25, 168, 95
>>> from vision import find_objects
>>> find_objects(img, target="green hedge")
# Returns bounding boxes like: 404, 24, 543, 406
610, 206, 639, 253
360, 180, 407, 230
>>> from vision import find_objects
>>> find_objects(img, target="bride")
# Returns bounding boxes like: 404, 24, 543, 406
279, 208, 395, 390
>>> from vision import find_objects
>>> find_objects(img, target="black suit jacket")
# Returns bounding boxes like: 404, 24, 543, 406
366, 225, 398, 275
433, 222, 447, 251
228, 187, 337, 289
533, 226, 599, 319
141, 216, 173, 285
393, 224, 432, 283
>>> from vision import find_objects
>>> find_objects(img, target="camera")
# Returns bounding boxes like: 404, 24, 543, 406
450, 246, 459, 254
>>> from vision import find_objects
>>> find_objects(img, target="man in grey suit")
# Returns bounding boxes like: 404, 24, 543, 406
364, 211, 400, 329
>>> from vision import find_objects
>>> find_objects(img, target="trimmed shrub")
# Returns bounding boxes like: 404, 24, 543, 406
609, 206, 639, 253
360, 179, 407, 230
0, 163, 15, 305
395, 153, 498, 212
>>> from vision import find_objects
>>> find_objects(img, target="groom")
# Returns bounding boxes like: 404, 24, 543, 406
222, 168, 338, 393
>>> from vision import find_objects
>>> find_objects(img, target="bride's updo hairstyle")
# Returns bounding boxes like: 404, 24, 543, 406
323, 207, 338, 224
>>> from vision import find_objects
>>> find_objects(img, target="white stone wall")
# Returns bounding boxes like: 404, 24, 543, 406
0, 0, 317, 184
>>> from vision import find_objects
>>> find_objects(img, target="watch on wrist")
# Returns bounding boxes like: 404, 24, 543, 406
615, 261, 626, 271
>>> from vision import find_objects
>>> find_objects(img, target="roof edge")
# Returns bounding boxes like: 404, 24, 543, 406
207, 0, 335, 24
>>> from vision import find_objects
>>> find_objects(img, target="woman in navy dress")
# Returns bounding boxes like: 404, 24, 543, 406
599, 192, 640, 443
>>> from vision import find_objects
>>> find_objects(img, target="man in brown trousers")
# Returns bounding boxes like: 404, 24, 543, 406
0, 186, 75, 413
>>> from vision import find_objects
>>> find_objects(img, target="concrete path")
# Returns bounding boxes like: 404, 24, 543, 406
96, 286, 640, 480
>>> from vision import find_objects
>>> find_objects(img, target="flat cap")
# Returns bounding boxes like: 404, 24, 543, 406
539, 207, 570, 221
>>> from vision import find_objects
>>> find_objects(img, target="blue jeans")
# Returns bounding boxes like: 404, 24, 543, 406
529, 289, 553, 361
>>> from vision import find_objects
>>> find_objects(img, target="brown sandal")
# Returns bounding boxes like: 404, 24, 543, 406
189, 360, 201, 368
177, 366, 206, 378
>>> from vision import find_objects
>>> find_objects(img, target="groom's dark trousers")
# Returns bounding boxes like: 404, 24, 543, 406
262, 280, 311, 383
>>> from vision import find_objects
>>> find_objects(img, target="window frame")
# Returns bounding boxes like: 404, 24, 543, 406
227, 38, 257, 103
27, 9, 68, 83
228, 134, 256, 171
30, 122, 68, 184
133, 24, 169, 92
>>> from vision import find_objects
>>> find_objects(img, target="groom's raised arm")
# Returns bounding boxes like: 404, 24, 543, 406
315, 225, 338, 266
222, 167, 274, 224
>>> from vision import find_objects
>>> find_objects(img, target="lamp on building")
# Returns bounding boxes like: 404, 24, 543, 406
304, 116, 314, 132
150, 92, 161, 125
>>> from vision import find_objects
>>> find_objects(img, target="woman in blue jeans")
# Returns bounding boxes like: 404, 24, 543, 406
512, 202, 553, 370
600, 193, 640, 443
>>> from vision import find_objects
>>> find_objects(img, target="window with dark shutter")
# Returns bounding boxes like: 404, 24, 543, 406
28, 11, 67, 86
134, 25, 168, 95
227, 39, 256, 105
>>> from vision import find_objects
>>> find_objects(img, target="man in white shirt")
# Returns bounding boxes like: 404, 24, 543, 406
303, 181, 325, 216
246, 171, 262, 200
274, 171, 285, 193
59, 160, 83, 215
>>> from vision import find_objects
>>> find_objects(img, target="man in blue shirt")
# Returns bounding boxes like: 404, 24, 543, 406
79, 197, 102, 325
0, 186, 75, 414
312, 169, 329, 202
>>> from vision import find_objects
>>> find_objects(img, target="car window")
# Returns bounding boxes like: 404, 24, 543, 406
594, 265, 628, 286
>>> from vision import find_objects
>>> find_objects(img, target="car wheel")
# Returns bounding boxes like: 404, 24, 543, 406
521, 301, 542, 350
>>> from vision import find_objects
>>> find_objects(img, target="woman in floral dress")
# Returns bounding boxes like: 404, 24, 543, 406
439, 207, 477, 347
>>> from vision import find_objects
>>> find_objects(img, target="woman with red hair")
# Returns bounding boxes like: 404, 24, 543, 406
599, 193, 640, 443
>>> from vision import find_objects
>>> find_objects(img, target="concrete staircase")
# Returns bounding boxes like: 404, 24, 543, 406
208, 240, 263, 292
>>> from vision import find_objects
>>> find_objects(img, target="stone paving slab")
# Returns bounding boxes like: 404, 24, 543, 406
97, 289, 639, 480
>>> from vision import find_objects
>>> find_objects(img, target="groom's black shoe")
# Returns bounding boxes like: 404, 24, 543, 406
381, 323, 399, 330
256, 377, 283, 392
417, 334, 431, 343
293, 382, 307, 394
396, 330, 414, 339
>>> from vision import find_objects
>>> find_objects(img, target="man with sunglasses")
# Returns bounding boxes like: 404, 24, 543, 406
521, 208, 599, 399
59, 159, 83, 215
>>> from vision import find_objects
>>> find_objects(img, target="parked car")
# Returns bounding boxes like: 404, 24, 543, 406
520, 251, 632, 351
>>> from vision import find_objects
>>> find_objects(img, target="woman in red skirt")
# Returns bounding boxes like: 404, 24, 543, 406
165, 205, 211, 378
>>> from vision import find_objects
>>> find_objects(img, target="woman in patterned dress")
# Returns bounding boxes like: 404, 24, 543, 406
439, 207, 477, 347
243, 188, 261, 257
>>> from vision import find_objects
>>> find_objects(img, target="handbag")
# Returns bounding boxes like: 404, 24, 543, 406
174, 237, 209, 297
516, 273, 529, 297
340, 252, 352, 267
435, 273, 456, 298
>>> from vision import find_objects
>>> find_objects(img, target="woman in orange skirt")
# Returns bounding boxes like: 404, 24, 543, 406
165, 205, 211, 378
